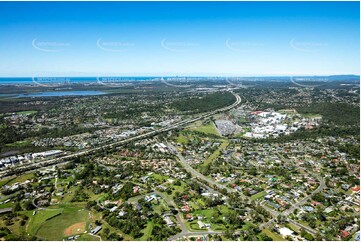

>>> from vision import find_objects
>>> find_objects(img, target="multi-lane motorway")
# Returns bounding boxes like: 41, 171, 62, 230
0, 91, 242, 179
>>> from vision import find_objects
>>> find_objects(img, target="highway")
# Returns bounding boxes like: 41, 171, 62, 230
0, 92, 241, 179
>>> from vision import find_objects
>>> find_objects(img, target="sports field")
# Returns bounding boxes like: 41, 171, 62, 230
31, 205, 89, 240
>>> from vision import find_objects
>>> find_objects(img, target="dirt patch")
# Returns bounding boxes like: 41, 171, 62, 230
64, 222, 86, 236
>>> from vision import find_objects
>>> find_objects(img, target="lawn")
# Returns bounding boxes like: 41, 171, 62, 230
27, 208, 64, 236
16, 110, 38, 115
139, 221, 154, 240
262, 229, 286, 241
189, 122, 220, 136
5, 140, 32, 148
176, 134, 189, 144
287, 223, 300, 233
2, 172, 35, 186
77, 234, 101, 241
187, 221, 207, 231
301, 113, 322, 118
0, 177, 13, 187
251, 191, 266, 201
202, 140, 229, 167
0, 215, 26, 235
193, 209, 214, 220
34, 206, 88, 240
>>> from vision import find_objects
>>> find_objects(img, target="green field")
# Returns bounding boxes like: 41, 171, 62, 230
251, 191, 267, 200
33, 206, 88, 240
5, 140, 32, 147
189, 122, 220, 136
77, 234, 101, 241
16, 110, 38, 115
176, 134, 189, 144
27, 209, 64, 235
262, 229, 285, 241
202, 140, 229, 167
140, 221, 154, 240
0, 172, 34, 187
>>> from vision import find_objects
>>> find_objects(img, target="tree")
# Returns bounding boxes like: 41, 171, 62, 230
103, 227, 110, 238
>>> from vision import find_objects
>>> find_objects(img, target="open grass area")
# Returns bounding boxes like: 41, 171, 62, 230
5, 140, 32, 147
0, 172, 34, 187
201, 140, 229, 167
251, 191, 267, 200
27, 208, 64, 236
301, 113, 322, 118
193, 209, 214, 219
0, 177, 13, 187
90, 209, 133, 241
140, 220, 154, 240
262, 229, 286, 241
34, 206, 88, 240
176, 134, 189, 144
16, 110, 38, 115
287, 223, 300, 233
187, 221, 207, 231
77, 233, 101, 241
0, 214, 26, 236
189, 122, 220, 136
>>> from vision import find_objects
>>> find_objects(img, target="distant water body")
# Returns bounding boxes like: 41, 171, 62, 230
17, 91, 106, 98
0, 77, 159, 84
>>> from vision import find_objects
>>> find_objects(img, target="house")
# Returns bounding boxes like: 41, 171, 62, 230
354, 231, 360, 241
91, 226, 102, 235
0, 208, 13, 214
164, 216, 174, 227
279, 227, 293, 238
197, 220, 210, 229
303, 206, 314, 212
185, 214, 194, 221
198, 220, 205, 229
340, 230, 350, 239
110, 206, 118, 213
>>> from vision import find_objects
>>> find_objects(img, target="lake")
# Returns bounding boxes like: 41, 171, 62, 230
16, 90, 107, 98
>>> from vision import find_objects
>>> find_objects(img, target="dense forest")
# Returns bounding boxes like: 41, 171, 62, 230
297, 102, 360, 126
171, 92, 236, 113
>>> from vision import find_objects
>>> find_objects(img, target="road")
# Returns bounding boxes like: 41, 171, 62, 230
259, 152, 326, 235
167, 143, 235, 195
0, 91, 242, 179
168, 137, 322, 237
126, 190, 188, 234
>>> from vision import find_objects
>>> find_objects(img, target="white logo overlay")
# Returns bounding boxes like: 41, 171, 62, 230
97, 39, 135, 53
226, 39, 264, 53
290, 39, 328, 53
32, 76, 72, 87
290, 76, 326, 88
226, 77, 258, 88
32, 39, 70, 52
96, 76, 131, 87
161, 39, 199, 53
160, 77, 193, 88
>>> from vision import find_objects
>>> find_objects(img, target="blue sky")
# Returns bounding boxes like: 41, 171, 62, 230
0, 1, 359, 77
